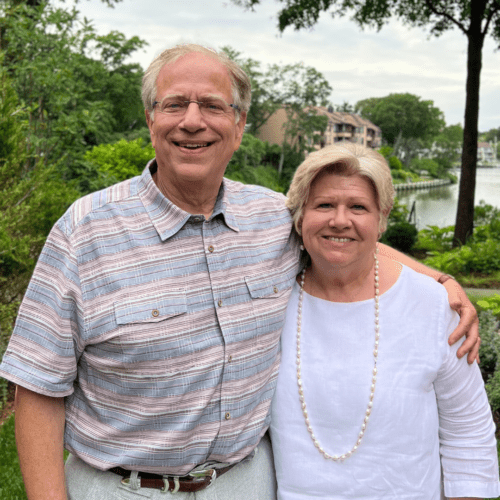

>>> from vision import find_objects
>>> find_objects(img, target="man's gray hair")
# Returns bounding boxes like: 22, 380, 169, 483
142, 44, 251, 122
286, 142, 395, 235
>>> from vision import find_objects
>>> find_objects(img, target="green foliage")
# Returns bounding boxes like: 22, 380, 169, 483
357, 93, 445, 148
84, 138, 155, 183
226, 134, 288, 193
228, 133, 267, 169
380, 221, 418, 253
0, 67, 80, 403
432, 124, 463, 171
414, 225, 454, 253
1, 1, 147, 192
0, 414, 27, 500
387, 198, 410, 224
221, 46, 331, 151
478, 295, 500, 316
410, 158, 441, 178
424, 239, 500, 275
479, 310, 500, 379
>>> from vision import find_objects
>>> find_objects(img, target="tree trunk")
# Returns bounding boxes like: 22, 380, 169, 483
453, 0, 486, 246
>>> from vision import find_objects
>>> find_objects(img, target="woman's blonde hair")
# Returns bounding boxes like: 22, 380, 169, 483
286, 142, 395, 235
142, 43, 251, 122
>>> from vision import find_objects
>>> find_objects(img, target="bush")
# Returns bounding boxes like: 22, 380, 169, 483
84, 138, 155, 183
424, 239, 500, 275
414, 225, 454, 253
478, 295, 500, 316
380, 221, 418, 253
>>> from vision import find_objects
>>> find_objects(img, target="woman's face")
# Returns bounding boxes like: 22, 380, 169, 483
300, 172, 381, 272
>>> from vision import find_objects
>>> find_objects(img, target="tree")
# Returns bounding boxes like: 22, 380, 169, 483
356, 93, 445, 165
0, 65, 80, 390
432, 123, 463, 171
1, 1, 147, 192
234, 0, 500, 244
222, 47, 331, 147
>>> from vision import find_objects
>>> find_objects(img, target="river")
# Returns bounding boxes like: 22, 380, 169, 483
396, 168, 500, 229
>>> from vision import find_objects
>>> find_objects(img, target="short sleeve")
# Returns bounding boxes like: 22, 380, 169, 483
435, 303, 500, 498
0, 220, 82, 396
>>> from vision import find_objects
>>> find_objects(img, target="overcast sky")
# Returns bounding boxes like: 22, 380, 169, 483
75, 0, 500, 132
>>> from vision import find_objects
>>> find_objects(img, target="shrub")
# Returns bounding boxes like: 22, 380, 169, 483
477, 295, 500, 316
380, 221, 418, 253
84, 138, 155, 183
414, 225, 454, 253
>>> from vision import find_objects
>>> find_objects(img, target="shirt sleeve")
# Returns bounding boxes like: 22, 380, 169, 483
435, 302, 500, 498
0, 219, 82, 396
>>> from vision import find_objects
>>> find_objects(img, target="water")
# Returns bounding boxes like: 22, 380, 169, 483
396, 168, 500, 229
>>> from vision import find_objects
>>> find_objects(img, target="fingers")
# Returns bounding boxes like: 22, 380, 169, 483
455, 320, 480, 364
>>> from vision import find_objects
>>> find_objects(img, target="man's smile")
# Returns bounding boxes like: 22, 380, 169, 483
174, 141, 213, 149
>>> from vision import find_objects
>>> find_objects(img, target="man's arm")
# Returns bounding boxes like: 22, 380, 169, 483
378, 243, 480, 364
15, 386, 67, 500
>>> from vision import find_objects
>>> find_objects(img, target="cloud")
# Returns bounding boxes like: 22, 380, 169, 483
75, 0, 500, 131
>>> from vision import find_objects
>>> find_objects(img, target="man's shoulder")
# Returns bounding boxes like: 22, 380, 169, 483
58, 176, 140, 237
223, 177, 287, 208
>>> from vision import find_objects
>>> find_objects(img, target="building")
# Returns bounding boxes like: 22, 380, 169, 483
256, 106, 382, 150
477, 142, 495, 164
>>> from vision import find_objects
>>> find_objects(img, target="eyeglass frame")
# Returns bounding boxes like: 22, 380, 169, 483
152, 96, 241, 117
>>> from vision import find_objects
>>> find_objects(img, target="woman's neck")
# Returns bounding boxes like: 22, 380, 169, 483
303, 254, 401, 303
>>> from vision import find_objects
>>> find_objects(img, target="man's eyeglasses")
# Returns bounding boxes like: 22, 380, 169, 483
153, 97, 240, 118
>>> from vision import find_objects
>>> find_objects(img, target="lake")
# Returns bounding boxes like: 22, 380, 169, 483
396, 168, 500, 229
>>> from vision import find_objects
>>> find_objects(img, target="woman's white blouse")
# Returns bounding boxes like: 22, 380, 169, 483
270, 266, 499, 499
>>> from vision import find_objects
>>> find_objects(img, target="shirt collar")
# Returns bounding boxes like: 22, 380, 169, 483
137, 159, 239, 241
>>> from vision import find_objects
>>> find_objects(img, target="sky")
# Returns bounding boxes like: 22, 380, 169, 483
74, 0, 500, 132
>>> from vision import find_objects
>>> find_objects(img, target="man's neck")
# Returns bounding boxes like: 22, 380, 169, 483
152, 170, 220, 219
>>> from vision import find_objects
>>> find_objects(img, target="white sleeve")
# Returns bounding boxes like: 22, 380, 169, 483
435, 306, 500, 499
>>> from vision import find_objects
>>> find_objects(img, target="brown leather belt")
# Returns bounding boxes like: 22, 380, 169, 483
109, 463, 236, 493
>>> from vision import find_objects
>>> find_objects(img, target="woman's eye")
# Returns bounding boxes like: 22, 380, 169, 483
352, 204, 366, 210
318, 203, 332, 208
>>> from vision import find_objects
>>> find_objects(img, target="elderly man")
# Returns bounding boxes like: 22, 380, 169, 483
0, 44, 478, 500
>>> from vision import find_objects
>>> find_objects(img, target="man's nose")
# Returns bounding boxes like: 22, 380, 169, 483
178, 102, 207, 132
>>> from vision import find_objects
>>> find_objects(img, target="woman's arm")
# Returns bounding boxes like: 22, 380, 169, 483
378, 243, 479, 363
435, 310, 499, 500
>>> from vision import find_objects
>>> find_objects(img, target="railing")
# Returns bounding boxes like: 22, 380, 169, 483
394, 179, 452, 191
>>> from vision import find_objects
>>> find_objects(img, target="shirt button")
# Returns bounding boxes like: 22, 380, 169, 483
152, 309, 159, 317
208, 245, 214, 253
218, 299, 223, 307
225, 412, 231, 420
273, 286, 278, 294
228, 355, 232, 362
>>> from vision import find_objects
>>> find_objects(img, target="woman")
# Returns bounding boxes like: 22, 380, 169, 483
270, 143, 499, 499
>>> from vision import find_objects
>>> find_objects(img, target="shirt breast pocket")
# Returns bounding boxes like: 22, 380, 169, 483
113, 289, 190, 363
245, 274, 293, 353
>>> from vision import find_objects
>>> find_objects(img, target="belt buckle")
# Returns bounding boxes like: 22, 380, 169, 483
189, 467, 217, 486
160, 468, 216, 494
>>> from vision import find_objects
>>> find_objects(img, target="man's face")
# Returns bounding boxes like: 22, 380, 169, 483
146, 52, 246, 189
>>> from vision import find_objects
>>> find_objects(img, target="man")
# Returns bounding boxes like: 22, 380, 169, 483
0, 44, 479, 500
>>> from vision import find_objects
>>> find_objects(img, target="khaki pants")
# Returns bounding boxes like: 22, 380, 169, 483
65, 433, 277, 500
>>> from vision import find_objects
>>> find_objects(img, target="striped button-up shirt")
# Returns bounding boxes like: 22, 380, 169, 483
0, 161, 300, 474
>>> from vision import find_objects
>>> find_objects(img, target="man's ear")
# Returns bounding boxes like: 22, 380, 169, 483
145, 109, 155, 148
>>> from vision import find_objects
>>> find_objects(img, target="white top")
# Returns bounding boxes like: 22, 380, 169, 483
271, 266, 499, 499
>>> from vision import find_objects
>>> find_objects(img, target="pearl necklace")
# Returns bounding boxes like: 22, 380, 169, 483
296, 250, 380, 461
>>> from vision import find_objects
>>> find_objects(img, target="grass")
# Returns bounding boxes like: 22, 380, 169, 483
0, 414, 27, 500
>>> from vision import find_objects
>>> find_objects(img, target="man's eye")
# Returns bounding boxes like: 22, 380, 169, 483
162, 101, 184, 111
203, 101, 225, 113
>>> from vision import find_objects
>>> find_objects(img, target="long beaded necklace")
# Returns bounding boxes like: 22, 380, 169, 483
296, 249, 380, 461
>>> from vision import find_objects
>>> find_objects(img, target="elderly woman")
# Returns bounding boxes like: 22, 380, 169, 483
270, 143, 499, 500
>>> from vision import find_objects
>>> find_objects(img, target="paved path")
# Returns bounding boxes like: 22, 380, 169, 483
465, 288, 500, 298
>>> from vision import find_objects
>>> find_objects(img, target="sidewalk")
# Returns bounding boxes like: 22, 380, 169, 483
465, 288, 500, 298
